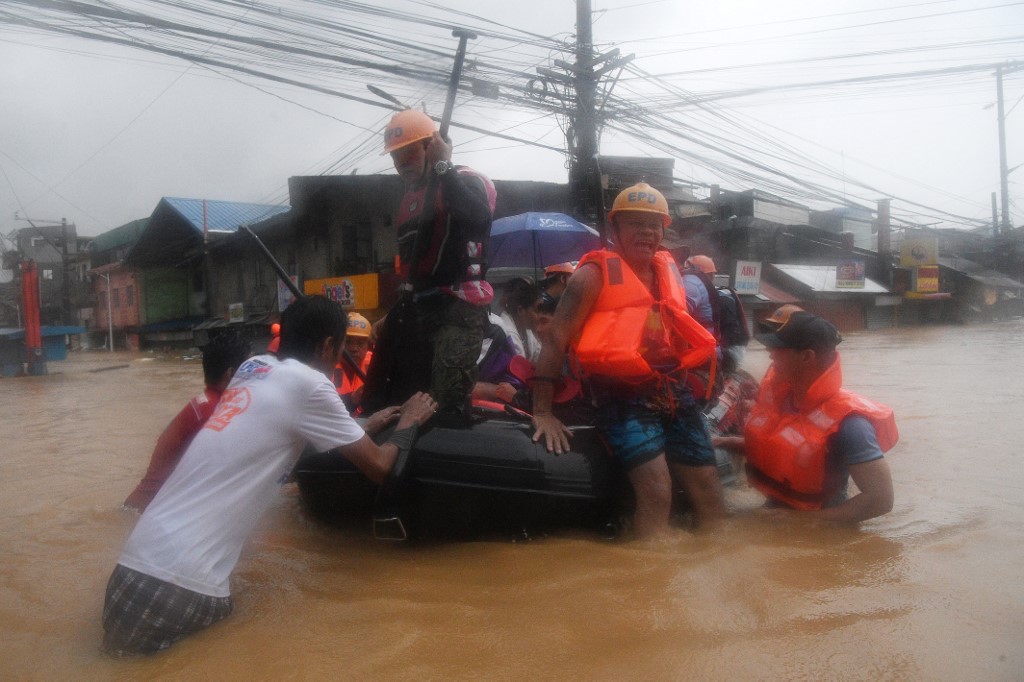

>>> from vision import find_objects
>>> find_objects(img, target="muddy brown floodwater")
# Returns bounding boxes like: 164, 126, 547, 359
1, 321, 1023, 680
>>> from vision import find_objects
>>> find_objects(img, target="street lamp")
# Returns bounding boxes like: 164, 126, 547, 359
99, 272, 113, 352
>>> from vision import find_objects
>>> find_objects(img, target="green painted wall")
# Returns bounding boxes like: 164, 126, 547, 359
140, 268, 190, 324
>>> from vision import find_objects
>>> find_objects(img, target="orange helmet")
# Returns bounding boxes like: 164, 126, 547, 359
764, 304, 804, 329
346, 312, 371, 338
543, 261, 577, 278
268, 323, 281, 353
384, 109, 436, 154
608, 182, 672, 228
687, 255, 717, 274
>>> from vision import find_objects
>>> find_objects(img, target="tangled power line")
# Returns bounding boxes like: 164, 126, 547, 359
1, 0, 1021, 231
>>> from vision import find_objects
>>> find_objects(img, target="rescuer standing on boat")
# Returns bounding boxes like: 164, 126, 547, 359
715, 311, 898, 522
530, 183, 727, 537
361, 109, 497, 426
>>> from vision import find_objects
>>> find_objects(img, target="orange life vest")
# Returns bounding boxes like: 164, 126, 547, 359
572, 249, 716, 381
336, 351, 373, 398
744, 353, 899, 510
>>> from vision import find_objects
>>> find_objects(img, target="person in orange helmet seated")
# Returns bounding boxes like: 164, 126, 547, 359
540, 261, 577, 302
334, 312, 373, 413
267, 322, 281, 354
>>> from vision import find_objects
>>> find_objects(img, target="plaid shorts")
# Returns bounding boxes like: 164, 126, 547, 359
102, 564, 233, 657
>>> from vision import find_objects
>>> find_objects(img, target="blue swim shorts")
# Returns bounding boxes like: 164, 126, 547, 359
596, 398, 716, 471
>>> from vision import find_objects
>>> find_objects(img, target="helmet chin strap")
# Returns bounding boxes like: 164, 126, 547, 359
415, 139, 431, 189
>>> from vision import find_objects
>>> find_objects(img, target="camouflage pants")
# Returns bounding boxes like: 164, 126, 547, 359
362, 292, 485, 425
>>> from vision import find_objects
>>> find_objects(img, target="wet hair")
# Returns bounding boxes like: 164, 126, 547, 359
502, 277, 541, 315
277, 295, 347, 364
201, 331, 252, 385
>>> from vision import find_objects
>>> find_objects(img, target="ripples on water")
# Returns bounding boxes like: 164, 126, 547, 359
1, 324, 1022, 680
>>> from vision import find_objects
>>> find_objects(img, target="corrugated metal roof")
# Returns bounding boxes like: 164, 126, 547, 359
772, 264, 889, 294
161, 197, 290, 234
90, 218, 148, 253
124, 197, 291, 267
938, 256, 1024, 289
754, 279, 802, 303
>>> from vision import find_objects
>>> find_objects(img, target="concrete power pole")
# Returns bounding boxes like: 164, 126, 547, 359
877, 198, 892, 288
996, 64, 1010, 235
572, 0, 602, 229
60, 217, 70, 325
534, 1, 632, 238
995, 61, 1024, 234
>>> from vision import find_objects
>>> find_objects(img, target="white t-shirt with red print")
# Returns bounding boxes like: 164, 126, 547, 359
118, 354, 364, 597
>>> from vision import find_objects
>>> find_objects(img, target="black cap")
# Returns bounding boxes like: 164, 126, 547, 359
755, 311, 842, 352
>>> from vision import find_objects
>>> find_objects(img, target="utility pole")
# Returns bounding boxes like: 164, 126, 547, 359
60, 217, 70, 325
533, 0, 633, 239
876, 198, 892, 288
572, 0, 601, 228
995, 61, 1024, 233
997, 64, 1010, 234
992, 191, 999, 236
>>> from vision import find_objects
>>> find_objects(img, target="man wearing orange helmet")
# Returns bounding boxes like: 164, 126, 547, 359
682, 254, 718, 335
334, 312, 374, 413
530, 183, 727, 538
363, 109, 497, 426
684, 254, 750, 374
540, 260, 576, 302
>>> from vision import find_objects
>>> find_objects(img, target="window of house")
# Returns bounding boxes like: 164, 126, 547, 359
340, 222, 373, 273
112, 288, 120, 308
126, 286, 134, 306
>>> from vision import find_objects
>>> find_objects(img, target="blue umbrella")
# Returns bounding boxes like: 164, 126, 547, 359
488, 212, 602, 274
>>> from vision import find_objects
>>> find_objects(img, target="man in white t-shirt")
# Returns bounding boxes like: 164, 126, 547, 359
102, 295, 437, 657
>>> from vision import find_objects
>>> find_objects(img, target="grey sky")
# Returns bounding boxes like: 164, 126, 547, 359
0, 0, 1021, 238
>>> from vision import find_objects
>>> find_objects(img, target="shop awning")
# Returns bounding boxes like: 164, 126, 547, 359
741, 279, 801, 304
938, 256, 1024, 289
771, 264, 889, 293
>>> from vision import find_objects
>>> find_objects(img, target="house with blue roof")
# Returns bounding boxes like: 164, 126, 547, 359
124, 197, 289, 346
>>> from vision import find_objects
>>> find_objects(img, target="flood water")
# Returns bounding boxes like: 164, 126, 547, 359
1, 321, 1023, 680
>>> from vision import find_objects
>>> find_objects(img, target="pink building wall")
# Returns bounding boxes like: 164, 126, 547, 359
93, 265, 141, 330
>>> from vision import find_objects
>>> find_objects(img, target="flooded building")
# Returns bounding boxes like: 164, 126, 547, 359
124, 198, 290, 347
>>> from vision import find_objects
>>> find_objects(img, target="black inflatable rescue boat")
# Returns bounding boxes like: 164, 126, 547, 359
293, 371, 757, 541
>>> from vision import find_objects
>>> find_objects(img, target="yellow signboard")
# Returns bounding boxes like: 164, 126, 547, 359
304, 274, 379, 310
900, 237, 938, 266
